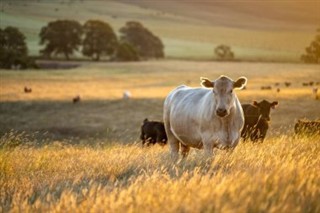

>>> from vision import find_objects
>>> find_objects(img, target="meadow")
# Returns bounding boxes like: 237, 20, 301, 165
1, 61, 320, 212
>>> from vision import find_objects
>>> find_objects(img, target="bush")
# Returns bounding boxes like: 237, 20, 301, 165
301, 28, 320, 64
214, 44, 235, 61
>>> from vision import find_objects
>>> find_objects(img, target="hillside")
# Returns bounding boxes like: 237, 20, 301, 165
1, 0, 319, 61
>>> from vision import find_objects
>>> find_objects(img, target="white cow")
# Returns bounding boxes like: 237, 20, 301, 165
163, 75, 247, 159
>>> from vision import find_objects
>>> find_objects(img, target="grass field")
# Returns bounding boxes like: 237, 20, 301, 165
1, 61, 320, 212
1, 0, 319, 61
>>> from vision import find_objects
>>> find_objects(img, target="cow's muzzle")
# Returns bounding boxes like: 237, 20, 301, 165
216, 108, 228, 117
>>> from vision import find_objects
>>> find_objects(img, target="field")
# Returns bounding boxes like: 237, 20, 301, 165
1, 0, 319, 61
0, 61, 320, 212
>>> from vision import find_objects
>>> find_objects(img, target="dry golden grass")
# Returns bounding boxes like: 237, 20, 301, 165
1, 61, 320, 212
1, 134, 319, 212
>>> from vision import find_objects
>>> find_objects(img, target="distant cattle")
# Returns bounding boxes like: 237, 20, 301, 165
140, 118, 167, 146
276, 88, 281, 93
274, 82, 280, 86
24, 86, 32, 93
313, 88, 319, 100
284, 82, 291, 87
241, 100, 278, 142
164, 75, 247, 159
309, 81, 314, 86
294, 119, 320, 136
302, 82, 309, 86
261, 86, 272, 90
72, 95, 81, 103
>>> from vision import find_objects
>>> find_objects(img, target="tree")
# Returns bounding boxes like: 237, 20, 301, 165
39, 20, 82, 60
301, 28, 320, 64
114, 42, 139, 61
0, 26, 32, 69
82, 20, 118, 61
214, 44, 234, 61
119, 21, 164, 59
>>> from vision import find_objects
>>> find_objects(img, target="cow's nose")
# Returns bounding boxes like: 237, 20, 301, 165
216, 108, 227, 117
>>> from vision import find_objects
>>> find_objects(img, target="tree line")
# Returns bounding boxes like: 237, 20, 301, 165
40, 20, 164, 61
0, 20, 164, 69
1, 21, 319, 69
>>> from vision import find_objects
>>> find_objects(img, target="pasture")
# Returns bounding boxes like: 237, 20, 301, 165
1, 61, 320, 212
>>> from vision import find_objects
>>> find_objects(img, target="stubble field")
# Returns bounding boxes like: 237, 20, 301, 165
0, 61, 320, 212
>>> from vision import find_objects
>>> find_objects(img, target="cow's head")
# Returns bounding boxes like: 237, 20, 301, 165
253, 100, 278, 121
201, 75, 247, 117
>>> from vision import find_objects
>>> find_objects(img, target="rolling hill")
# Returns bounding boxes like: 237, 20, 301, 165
1, 0, 319, 61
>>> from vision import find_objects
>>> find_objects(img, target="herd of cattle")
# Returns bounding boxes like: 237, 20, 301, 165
140, 76, 320, 158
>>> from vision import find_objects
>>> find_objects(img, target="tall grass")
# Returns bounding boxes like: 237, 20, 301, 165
1, 134, 319, 212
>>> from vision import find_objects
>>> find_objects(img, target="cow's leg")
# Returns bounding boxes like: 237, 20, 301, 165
180, 143, 190, 158
203, 141, 213, 157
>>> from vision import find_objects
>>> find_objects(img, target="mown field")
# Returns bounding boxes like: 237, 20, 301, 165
1, 61, 320, 212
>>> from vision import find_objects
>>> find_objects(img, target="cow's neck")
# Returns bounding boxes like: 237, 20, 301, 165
218, 106, 237, 140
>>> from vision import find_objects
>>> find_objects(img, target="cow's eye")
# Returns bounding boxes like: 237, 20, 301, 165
212, 90, 217, 94
229, 90, 233, 94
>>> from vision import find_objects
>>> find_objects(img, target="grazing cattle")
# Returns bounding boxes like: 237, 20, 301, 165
261, 86, 272, 90
241, 100, 278, 142
123, 90, 131, 99
309, 81, 314, 86
24, 86, 32, 93
274, 82, 280, 86
312, 88, 319, 100
72, 95, 81, 103
276, 88, 281, 93
140, 118, 167, 146
163, 75, 247, 159
302, 82, 309, 86
284, 82, 291, 87
312, 87, 318, 95
294, 119, 320, 136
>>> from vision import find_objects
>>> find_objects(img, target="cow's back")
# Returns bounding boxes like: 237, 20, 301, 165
242, 104, 260, 126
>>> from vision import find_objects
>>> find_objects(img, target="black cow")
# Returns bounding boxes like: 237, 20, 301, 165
241, 100, 278, 142
24, 86, 32, 93
294, 119, 320, 136
140, 118, 167, 146
73, 95, 81, 103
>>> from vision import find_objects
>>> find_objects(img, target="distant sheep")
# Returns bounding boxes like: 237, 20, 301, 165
24, 86, 32, 93
123, 90, 132, 99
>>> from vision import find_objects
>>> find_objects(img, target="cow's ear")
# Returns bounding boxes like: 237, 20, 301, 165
200, 77, 214, 88
253, 101, 259, 107
233, 77, 247, 90
271, 101, 278, 109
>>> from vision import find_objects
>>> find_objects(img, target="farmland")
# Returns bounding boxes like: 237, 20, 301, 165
1, 61, 320, 212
